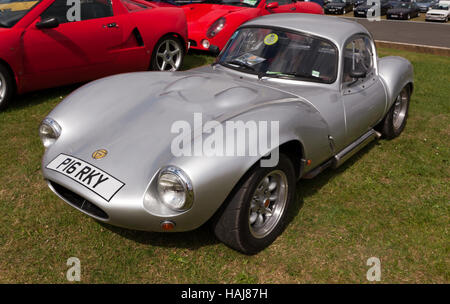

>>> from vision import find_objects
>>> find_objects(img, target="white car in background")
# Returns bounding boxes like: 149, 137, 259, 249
425, 1, 450, 21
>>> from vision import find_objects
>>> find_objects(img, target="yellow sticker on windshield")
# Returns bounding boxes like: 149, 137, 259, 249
264, 33, 278, 46
0, 1, 38, 12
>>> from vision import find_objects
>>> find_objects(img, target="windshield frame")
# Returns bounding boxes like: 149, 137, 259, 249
0, 0, 42, 28
217, 25, 340, 85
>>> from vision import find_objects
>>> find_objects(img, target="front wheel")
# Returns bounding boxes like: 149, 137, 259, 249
150, 36, 184, 71
0, 64, 14, 112
212, 154, 296, 254
376, 86, 410, 139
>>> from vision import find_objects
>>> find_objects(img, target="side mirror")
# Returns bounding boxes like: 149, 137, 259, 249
36, 17, 59, 29
349, 69, 367, 79
265, 2, 279, 9
208, 45, 220, 56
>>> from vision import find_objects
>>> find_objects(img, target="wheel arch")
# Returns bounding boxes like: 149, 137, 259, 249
0, 58, 18, 94
378, 55, 414, 110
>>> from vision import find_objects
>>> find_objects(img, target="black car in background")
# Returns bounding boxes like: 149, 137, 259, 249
324, 0, 354, 14
386, 1, 421, 19
354, 0, 392, 17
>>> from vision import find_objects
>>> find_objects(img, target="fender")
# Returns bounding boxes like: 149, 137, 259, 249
167, 101, 331, 231
378, 56, 414, 112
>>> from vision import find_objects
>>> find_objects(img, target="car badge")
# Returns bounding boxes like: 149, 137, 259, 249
92, 149, 108, 160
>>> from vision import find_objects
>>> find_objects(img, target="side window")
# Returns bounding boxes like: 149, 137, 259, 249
343, 36, 374, 85
266, 0, 292, 5
121, 0, 150, 12
41, 0, 113, 24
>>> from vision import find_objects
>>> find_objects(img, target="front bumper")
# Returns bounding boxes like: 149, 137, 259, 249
353, 10, 367, 17
425, 15, 447, 21
387, 14, 408, 19
325, 8, 344, 14
44, 172, 202, 233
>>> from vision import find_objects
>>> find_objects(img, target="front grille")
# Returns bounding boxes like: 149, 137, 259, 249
49, 181, 109, 220
189, 39, 197, 47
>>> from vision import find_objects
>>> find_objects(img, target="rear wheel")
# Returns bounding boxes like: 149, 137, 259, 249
0, 64, 14, 112
212, 154, 296, 254
150, 36, 184, 71
376, 86, 410, 139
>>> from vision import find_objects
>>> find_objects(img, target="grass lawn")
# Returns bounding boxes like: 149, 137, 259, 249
0, 48, 448, 283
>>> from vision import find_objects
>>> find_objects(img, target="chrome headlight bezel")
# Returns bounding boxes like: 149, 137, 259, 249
39, 117, 62, 148
206, 17, 226, 39
156, 166, 194, 212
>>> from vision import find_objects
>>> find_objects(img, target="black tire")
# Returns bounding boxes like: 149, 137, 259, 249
150, 35, 184, 72
0, 64, 14, 112
376, 85, 410, 139
212, 154, 296, 254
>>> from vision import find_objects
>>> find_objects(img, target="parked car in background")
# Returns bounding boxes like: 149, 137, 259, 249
353, 0, 392, 16
416, 0, 438, 12
324, 0, 354, 14
151, 0, 323, 52
40, 14, 413, 254
353, 0, 366, 7
425, 1, 450, 21
0, 0, 188, 111
386, 1, 420, 19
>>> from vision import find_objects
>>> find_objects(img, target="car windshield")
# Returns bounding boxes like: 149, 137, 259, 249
217, 27, 338, 84
154, 0, 262, 7
0, 0, 41, 27
431, 4, 449, 9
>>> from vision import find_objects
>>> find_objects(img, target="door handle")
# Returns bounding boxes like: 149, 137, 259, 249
104, 22, 119, 28
290, 7, 296, 11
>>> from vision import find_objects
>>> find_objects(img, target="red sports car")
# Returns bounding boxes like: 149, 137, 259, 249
156, 0, 323, 51
0, 0, 188, 110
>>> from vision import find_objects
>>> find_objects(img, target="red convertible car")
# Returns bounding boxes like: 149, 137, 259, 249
156, 0, 324, 51
0, 0, 188, 110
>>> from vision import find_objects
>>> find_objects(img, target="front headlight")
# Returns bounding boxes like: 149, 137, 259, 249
206, 17, 226, 38
39, 117, 61, 148
157, 166, 193, 211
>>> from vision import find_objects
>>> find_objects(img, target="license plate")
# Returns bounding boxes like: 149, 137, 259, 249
46, 154, 125, 201
391, 15, 398, 17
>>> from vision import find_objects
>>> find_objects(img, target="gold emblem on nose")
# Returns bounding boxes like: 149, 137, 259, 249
92, 149, 108, 160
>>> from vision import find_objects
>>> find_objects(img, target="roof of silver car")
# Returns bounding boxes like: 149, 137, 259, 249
242, 13, 371, 48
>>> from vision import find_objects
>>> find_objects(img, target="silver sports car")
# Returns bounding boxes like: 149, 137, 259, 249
40, 14, 413, 254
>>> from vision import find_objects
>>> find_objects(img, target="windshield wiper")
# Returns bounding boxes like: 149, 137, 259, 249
259, 71, 325, 82
223, 59, 262, 75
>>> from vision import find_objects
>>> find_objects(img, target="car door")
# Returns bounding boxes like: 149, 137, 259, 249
265, 0, 297, 13
341, 35, 387, 144
21, 0, 124, 91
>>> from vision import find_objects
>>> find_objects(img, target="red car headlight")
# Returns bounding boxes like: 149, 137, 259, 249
206, 17, 226, 38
